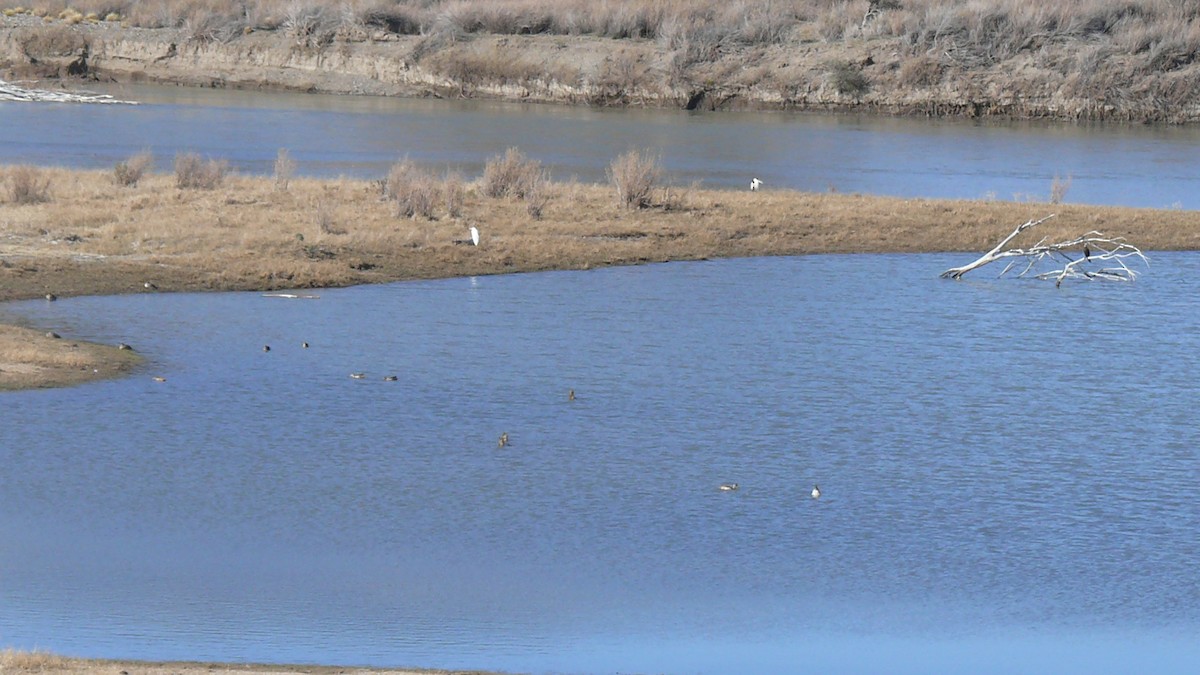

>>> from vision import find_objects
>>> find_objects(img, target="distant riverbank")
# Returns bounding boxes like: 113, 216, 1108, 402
0, 650, 502, 675
3, 161, 1200, 390
3, 0, 1200, 122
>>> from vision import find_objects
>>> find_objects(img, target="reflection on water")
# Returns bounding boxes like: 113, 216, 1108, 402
2, 84, 1200, 208
1, 254, 1199, 674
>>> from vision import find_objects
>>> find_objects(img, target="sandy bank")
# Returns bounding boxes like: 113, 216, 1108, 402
3, 164, 1200, 391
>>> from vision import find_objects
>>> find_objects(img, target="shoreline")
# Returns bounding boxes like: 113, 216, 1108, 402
0, 651, 509, 675
3, 165, 1200, 391
3, 5, 1200, 123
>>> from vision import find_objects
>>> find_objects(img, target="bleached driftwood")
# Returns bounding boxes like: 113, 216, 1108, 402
0, 79, 136, 104
941, 214, 1148, 287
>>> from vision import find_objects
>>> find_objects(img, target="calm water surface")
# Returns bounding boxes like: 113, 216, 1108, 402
2, 84, 1200, 208
1, 255, 1198, 673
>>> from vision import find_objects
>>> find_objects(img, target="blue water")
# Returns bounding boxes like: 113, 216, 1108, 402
1, 254, 1198, 673
3, 84, 1200, 208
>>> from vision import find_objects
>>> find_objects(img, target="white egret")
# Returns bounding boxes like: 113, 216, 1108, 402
470, 226, 480, 246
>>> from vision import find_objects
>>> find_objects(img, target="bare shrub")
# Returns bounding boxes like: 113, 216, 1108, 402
608, 149, 662, 209
386, 160, 439, 219
1050, 173, 1073, 204
524, 170, 551, 219
6, 165, 52, 204
483, 147, 544, 199
828, 60, 870, 98
443, 171, 465, 219
274, 148, 296, 191
898, 53, 944, 87
174, 153, 228, 190
113, 150, 154, 187
315, 199, 344, 234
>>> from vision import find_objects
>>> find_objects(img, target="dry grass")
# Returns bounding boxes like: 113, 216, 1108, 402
0, 650, 487, 675
0, 648, 71, 670
3, 161, 1199, 310
608, 149, 661, 209
274, 148, 296, 191
174, 152, 228, 190
0, 326, 141, 390
113, 150, 154, 187
4, 165, 53, 204
482, 147, 542, 199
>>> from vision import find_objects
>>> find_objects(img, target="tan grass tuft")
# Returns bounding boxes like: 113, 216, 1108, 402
113, 150, 154, 187
5, 165, 52, 204
174, 153, 228, 190
274, 148, 296, 191
482, 147, 543, 199
608, 149, 661, 209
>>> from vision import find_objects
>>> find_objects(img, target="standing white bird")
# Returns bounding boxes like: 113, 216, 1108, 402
470, 226, 480, 246
750, 178, 763, 191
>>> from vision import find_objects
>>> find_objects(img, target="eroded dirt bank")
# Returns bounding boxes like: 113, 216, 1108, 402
3, 9, 1200, 122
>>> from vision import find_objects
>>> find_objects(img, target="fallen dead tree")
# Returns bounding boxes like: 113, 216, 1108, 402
941, 214, 1148, 287
0, 79, 135, 104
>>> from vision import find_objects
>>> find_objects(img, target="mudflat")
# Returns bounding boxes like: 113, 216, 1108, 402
2, 164, 1199, 391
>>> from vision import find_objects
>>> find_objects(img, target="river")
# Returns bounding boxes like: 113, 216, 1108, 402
2, 84, 1200, 208
1, 254, 1198, 674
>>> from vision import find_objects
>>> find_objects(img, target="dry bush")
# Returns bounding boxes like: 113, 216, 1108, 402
898, 53, 944, 87
113, 150, 154, 187
443, 171, 465, 218
524, 170, 550, 219
386, 160, 440, 219
174, 152, 227, 189
274, 148, 296, 191
1050, 173, 1072, 204
608, 149, 661, 209
482, 147, 543, 199
828, 60, 870, 98
314, 198, 343, 234
6, 165, 52, 204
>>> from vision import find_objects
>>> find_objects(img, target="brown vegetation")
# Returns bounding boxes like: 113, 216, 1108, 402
4, 1, 1200, 122
2, 160, 1200, 309
113, 149, 154, 187
608, 149, 661, 209
4, 164, 52, 204
0, 649, 494, 675
174, 152, 228, 189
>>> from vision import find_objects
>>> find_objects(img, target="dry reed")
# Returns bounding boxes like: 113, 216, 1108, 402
273, 148, 295, 191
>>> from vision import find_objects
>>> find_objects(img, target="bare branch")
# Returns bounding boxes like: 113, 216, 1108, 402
941, 215, 1148, 287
